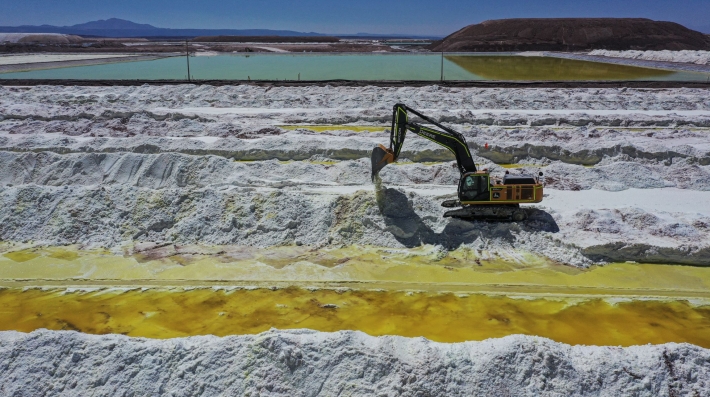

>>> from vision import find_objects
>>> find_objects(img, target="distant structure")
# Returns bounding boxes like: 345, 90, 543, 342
428, 18, 710, 52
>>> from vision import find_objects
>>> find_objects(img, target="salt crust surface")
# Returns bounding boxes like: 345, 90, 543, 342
0, 33, 80, 45
1, 86, 709, 396
1, 155, 709, 266
0, 54, 135, 66
1, 329, 708, 397
589, 50, 710, 66
2, 85, 710, 266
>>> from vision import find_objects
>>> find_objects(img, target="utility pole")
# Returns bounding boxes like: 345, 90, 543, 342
185, 40, 191, 82
440, 51, 444, 81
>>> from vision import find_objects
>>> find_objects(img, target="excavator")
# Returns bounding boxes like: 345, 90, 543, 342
371, 103, 543, 221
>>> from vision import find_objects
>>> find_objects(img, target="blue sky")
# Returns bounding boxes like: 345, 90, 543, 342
3, 0, 710, 35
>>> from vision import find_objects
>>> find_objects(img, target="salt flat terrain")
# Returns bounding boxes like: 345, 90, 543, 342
589, 50, 710, 65
1, 84, 709, 266
0, 54, 137, 66
1, 84, 709, 395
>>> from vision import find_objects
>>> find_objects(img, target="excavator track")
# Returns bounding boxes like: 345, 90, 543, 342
443, 205, 527, 222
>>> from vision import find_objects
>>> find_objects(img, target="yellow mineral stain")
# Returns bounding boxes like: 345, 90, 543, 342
279, 125, 386, 133
3, 249, 40, 262
46, 248, 80, 261
1, 245, 710, 297
0, 287, 708, 347
499, 164, 546, 169
446, 55, 674, 81
278, 159, 340, 165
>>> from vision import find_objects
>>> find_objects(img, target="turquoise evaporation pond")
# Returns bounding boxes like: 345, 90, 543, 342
1, 53, 709, 81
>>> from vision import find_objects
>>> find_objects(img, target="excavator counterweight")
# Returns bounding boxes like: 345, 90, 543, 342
371, 103, 544, 221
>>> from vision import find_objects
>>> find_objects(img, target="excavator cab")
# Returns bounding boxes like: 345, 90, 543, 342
459, 173, 490, 202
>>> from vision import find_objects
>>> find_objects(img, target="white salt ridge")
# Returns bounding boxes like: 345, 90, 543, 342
589, 50, 710, 66
154, 107, 339, 115
542, 188, 710, 216
0, 34, 82, 45
0, 329, 708, 397
2, 85, 710, 266
0, 53, 135, 65
252, 46, 290, 53
3, 85, 709, 115
161, 106, 710, 117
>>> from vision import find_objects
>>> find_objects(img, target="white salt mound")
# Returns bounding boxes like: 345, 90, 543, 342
0, 33, 83, 44
1, 329, 708, 396
589, 50, 710, 65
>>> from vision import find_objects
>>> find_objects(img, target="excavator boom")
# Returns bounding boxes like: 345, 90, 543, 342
371, 104, 476, 181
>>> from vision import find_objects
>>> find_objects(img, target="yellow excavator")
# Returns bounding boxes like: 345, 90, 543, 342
371, 103, 543, 221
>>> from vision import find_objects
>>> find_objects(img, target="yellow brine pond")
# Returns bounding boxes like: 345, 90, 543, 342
1, 244, 709, 346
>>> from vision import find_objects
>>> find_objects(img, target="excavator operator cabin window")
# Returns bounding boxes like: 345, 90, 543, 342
461, 176, 476, 200
461, 175, 489, 201
465, 176, 477, 190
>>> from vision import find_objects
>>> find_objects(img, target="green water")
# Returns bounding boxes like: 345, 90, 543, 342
1, 54, 708, 81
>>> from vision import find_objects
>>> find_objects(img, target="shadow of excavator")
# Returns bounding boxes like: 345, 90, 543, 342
376, 187, 559, 249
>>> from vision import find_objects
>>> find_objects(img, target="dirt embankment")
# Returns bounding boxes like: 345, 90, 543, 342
429, 18, 710, 52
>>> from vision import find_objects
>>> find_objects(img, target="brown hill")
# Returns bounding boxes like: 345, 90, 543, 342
428, 18, 710, 52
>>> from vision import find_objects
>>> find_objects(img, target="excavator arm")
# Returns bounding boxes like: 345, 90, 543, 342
371, 103, 476, 181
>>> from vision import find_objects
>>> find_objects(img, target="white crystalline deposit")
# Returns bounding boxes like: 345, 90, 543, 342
1, 329, 708, 397
1, 85, 710, 117
0, 53, 135, 66
589, 50, 710, 65
1, 85, 710, 266
0, 33, 82, 44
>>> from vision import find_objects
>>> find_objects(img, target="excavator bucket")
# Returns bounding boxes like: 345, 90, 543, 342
371, 144, 395, 181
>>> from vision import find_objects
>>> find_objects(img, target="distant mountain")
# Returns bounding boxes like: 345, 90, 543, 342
69, 18, 156, 31
0, 18, 436, 39
0, 18, 326, 38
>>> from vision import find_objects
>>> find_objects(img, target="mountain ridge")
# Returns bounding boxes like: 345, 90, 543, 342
0, 18, 325, 37
69, 18, 157, 31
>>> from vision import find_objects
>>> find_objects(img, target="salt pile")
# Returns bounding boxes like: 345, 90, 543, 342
1, 85, 710, 266
1, 329, 708, 397
588, 50, 710, 65
0, 33, 83, 44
